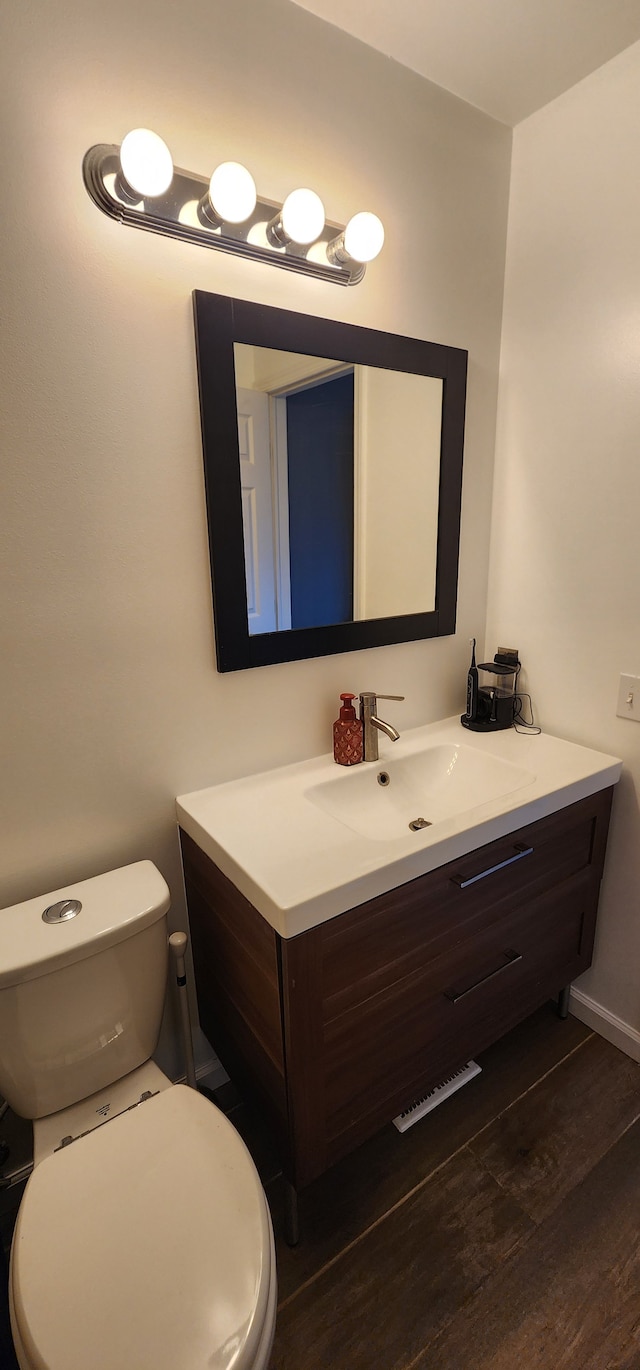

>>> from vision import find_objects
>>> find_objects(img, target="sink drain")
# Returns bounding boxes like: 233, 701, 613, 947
377, 771, 390, 787
409, 817, 431, 832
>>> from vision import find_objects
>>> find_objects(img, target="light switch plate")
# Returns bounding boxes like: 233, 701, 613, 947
616, 673, 640, 721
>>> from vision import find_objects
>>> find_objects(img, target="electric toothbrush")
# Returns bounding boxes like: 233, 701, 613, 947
466, 637, 478, 722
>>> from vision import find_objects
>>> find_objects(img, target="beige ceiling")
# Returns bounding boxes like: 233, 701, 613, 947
289, 0, 640, 125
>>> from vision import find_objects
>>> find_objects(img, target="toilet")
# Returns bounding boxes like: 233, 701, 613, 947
0, 860, 277, 1370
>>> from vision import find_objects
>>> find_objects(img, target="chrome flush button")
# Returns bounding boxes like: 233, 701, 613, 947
42, 899, 82, 924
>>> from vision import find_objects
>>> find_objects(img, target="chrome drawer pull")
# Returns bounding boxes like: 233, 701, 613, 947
450, 843, 534, 889
444, 948, 523, 1004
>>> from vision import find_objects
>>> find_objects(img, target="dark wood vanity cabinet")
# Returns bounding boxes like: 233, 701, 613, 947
181, 786, 613, 1190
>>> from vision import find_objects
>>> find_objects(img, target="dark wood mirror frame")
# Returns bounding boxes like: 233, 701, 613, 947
193, 290, 468, 672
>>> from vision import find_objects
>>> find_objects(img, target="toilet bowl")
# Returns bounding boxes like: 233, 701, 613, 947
0, 862, 277, 1370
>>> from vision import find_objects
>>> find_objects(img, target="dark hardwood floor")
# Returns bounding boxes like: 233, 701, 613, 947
3, 1005, 640, 1369
223, 1004, 640, 1370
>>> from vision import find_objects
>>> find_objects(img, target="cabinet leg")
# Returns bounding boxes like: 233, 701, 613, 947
557, 986, 571, 1020
284, 1180, 300, 1247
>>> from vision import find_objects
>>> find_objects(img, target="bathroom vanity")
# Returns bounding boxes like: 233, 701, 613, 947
177, 720, 621, 1194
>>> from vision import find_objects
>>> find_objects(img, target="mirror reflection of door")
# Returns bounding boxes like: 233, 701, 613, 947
238, 371, 354, 634
235, 343, 443, 636
285, 372, 354, 629
236, 388, 277, 635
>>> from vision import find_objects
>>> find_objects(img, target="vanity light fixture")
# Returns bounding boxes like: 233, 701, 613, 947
199, 161, 257, 228
117, 128, 174, 201
327, 211, 385, 265
267, 188, 326, 247
83, 130, 384, 285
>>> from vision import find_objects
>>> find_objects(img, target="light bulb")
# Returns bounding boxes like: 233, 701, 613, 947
281, 188, 325, 245
119, 129, 173, 198
208, 162, 257, 224
343, 211, 385, 263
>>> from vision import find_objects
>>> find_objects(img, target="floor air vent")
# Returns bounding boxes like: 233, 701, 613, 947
392, 1061, 482, 1133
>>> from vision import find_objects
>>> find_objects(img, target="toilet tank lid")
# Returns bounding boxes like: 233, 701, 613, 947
0, 861, 170, 989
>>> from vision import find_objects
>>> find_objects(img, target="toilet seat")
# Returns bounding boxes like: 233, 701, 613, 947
10, 1085, 276, 1370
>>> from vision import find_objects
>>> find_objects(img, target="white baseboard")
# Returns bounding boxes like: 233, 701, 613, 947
569, 987, 640, 1063
198, 1057, 230, 1091
175, 1055, 230, 1091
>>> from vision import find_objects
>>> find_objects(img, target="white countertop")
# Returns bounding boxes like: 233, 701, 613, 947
176, 717, 621, 939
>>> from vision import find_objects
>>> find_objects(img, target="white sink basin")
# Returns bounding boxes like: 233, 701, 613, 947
305, 742, 535, 841
177, 717, 621, 938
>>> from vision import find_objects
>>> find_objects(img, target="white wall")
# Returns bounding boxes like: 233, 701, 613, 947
487, 41, 640, 1054
357, 369, 442, 618
0, 0, 511, 1074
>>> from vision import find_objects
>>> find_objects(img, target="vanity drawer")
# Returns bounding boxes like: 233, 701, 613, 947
322, 867, 598, 1159
320, 787, 612, 1020
184, 787, 615, 1191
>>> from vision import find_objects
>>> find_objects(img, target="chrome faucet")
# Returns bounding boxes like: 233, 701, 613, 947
359, 692, 405, 762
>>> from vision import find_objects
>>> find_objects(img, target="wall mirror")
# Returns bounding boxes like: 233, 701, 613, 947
193, 291, 467, 672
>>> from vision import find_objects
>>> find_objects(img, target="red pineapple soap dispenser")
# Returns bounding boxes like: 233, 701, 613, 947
333, 693, 364, 766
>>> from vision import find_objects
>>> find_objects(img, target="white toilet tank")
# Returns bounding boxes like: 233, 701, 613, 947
0, 861, 171, 1119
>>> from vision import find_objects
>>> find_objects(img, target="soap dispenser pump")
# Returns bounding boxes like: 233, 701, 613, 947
333, 693, 364, 766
